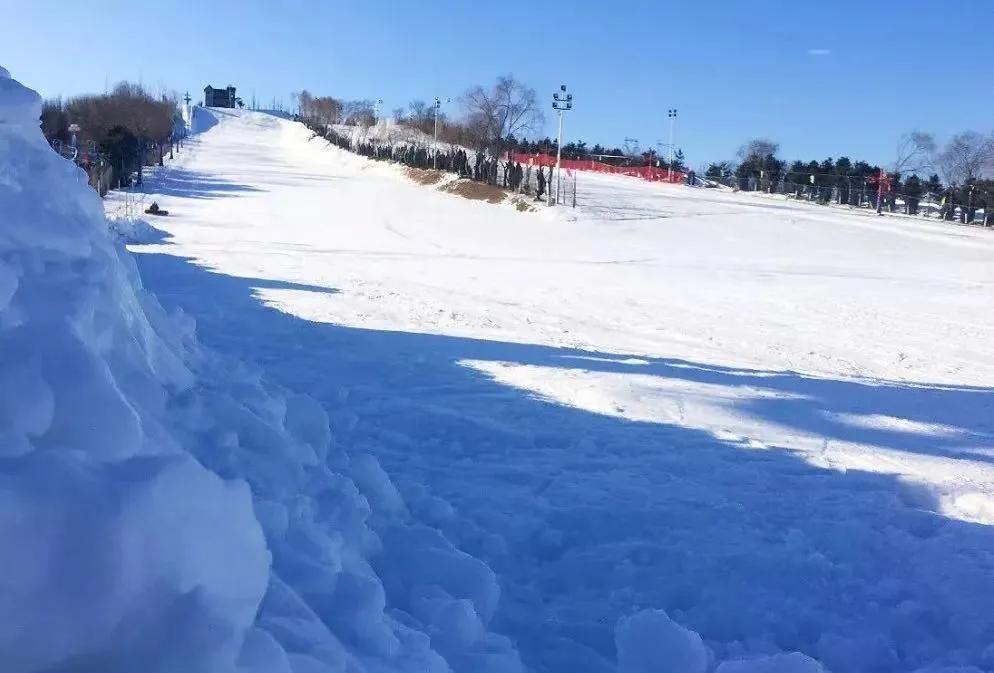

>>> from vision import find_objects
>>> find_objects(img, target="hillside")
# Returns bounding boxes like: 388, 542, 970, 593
112, 107, 994, 672
5, 75, 994, 673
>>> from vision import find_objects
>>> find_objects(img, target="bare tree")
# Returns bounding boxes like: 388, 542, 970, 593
460, 75, 544, 153
343, 99, 375, 127
294, 90, 314, 119
736, 138, 780, 162
404, 100, 435, 135
893, 131, 935, 176
937, 131, 994, 185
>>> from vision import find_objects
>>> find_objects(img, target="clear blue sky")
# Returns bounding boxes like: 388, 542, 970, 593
3, 0, 992, 167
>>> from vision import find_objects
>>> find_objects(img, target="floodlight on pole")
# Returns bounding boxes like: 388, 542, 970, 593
68, 123, 81, 151
432, 97, 449, 170
552, 85, 573, 205
667, 109, 677, 182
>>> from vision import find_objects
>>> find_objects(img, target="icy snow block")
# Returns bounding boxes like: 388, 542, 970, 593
351, 453, 406, 516
285, 393, 332, 462
0, 451, 269, 673
716, 652, 828, 673
615, 609, 709, 673
0, 65, 41, 126
381, 524, 501, 625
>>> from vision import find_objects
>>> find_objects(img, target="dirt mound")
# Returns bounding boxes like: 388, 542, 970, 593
439, 179, 508, 204
404, 169, 534, 211
404, 167, 446, 185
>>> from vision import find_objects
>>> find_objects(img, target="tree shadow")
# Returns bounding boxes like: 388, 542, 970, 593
143, 167, 267, 200
134, 250, 994, 673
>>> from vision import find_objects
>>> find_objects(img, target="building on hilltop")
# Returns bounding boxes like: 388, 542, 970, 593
204, 85, 237, 108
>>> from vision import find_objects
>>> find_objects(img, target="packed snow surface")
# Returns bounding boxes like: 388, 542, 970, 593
6, 65, 994, 673
101, 106, 994, 673
1, 71, 515, 673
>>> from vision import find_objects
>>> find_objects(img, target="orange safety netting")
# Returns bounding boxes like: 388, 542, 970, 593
508, 153, 686, 183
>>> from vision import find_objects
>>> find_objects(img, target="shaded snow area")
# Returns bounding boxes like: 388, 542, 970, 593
0, 69, 520, 673
103, 104, 994, 673
4, 62, 994, 673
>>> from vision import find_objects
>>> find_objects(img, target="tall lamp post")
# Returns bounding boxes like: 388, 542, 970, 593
667, 108, 678, 182
552, 84, 573, 205
432, 97, 449, 170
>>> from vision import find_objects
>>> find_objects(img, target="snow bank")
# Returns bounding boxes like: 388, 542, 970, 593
0, 66, 519, 673
616, 609, 710, 673
616, 609, 833, 673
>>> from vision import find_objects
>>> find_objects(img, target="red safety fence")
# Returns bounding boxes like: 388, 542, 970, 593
508, 152, 686, 184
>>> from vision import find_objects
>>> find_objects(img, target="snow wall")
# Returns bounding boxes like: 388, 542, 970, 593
0, 66, 832, 673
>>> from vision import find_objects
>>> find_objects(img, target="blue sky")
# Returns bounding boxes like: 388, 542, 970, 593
3, 0, 992, 167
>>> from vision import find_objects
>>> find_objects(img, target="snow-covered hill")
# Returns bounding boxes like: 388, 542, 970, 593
0, 71, 520, 673
108, 105, 994, 673
5, 69, 994, 673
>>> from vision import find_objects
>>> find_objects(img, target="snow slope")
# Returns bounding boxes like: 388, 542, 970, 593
104, 106, 994, 673
1, 69, 527, 673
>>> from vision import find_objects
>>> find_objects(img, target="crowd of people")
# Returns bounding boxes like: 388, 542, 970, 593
309, 121, 557, 201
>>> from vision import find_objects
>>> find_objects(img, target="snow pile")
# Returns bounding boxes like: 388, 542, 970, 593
0, 67, 520, 673
107, 216, 166, 244
615, 610, 829, 673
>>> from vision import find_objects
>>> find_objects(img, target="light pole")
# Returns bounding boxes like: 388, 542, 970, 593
667, 109, 677, 182
656, 140, 675, 168
373, 98, 383, 123
552, 84, 573, 205
432, 97, 449, 170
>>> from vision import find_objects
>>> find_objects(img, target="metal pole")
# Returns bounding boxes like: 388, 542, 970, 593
667, 109, 676, 182
554, 108, 564, 204
667, 118, 673, 181
433, 100, 438, 170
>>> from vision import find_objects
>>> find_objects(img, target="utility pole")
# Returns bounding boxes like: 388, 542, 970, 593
552, 84, 573, 205
876, 170, 886, 215
667, 109, 678, 182
432, 97, 449, 170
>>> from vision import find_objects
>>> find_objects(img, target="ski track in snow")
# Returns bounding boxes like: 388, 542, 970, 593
109, 109, 994, 673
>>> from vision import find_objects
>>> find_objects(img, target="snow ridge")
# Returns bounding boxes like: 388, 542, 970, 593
0, 67, 518, 673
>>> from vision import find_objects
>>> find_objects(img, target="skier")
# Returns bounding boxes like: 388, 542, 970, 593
536, 167, 546, 201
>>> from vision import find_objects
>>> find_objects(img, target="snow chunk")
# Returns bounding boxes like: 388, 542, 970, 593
352, 452, 406, 516
715, 652, 828, 673
0, 65, 521, 673
0, 64, 41, 127
615, 609, 709, 673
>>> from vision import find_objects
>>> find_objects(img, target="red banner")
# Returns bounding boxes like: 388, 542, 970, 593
508, 153, 686, 184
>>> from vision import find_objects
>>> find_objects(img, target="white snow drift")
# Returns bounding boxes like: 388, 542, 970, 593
0, 68, 523, 673
6, 61, 994, 673
111, 103, 994, 673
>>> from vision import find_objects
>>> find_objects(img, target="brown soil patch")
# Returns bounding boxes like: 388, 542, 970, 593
404, 167, 446, 185
439, 179, 507, 204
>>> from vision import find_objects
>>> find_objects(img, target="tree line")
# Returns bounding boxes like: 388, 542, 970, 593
298, 76, 695, 174
41, 82, 181, 190
706, 133, 994, 223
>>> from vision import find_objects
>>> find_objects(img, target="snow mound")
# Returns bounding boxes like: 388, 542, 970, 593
107, 216, 167, 244
616, 609, 709, 673
616, 609, 834, 673
0, 66, 519, 673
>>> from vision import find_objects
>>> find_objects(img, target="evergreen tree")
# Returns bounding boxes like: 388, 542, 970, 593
903, 175, 923, 215
705, 161, 733, 180
925, 173, 943, 198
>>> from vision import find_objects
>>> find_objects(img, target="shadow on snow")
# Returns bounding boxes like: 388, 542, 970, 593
134, 249, 994, 673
